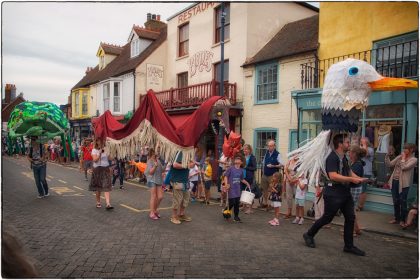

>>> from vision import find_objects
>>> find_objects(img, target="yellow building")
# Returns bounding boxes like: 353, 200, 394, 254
70, 87, 92, 139
292, 2, 418, 213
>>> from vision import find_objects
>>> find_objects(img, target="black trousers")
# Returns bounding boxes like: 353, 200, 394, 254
307, 194, 355, 249
228, 197, 240, 218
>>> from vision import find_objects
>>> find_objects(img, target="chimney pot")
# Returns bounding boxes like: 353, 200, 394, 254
147, 13, 152, 21
157, 14, 161, 21
152, 14, 156, 20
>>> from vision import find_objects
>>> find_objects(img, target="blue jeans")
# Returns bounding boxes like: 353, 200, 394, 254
391, 179, 410, 222
33, 164, 48, 196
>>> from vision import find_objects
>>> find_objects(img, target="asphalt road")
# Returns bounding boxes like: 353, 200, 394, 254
2, 155, 419, 278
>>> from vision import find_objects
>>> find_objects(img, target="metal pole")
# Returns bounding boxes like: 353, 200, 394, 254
217, 2, 226, 158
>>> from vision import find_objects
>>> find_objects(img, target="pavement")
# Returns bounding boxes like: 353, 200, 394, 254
2, 155, 419, 278
59, 158, 418, 240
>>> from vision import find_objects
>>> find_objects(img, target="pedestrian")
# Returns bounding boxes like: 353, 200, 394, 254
194, 147, 206, 200
188, 160, 200, 201
242, 144, 257, 214
81, 139, 93, 181
169, 151, 192, 224
283, 156, 299, 219
268, 172, 282, 226
303, 133, 367, 256
145, 148, 164, 220
217, 152, 230, 206
71, 139, 79, 162
357, 137, 374, 211
260, 140, 284, 208
293, 173, 307, 225
385, 143, 418, 227
223, 155, 251, 223
349, 145, 366, 236
89, 138, 113, 210
202, 157, 213, 205
112, 158, 125, 189
27, 136, 49, 198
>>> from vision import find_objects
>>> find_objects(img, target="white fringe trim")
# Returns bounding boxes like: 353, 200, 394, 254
104, 119, 194, 168
288, 130, 332, 188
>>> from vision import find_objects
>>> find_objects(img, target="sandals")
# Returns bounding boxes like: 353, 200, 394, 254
170, 217, 181, 225
389, 219, 399, 224
96, 203, 102, 208
106, 205, 114, 210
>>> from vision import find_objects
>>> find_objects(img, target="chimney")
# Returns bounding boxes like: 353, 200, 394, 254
4, 84, 16, 104
144, 12, 167, 31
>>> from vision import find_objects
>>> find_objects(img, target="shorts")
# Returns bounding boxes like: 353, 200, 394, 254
261, 175, 272, 193
190, 181, 198, 192
83, 160, 93, 170
350, 186, 363, 205
172, 189, 190, 209
147, 182, 159, 188
204, 180, 212, 190
295, 198, 305, 207
271, 201, 281, 208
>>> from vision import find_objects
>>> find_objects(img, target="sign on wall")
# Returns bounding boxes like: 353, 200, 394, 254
178, 3, 215, 24
187, 50, 214, 78
146, 64, 164, 91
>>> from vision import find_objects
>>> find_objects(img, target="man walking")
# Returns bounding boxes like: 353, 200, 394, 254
28, 136, 49, 198
260, 140, 284, 208
170, 151, 192, 225
303, 134, 367, 256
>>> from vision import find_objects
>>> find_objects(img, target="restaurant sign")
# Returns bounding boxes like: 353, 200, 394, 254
178, 3, 215, 24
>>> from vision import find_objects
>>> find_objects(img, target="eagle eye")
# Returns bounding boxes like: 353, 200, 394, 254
349, 67, 359, 76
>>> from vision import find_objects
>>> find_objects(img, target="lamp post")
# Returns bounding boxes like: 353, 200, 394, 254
217, 2, 226, 159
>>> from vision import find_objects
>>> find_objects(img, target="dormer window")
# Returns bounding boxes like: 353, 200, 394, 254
131, 38, 140, 57
99, 55, 105, 70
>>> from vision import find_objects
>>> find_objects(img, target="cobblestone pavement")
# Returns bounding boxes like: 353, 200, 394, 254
2, 156, 419, 278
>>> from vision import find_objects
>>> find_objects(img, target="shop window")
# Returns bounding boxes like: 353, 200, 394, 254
113, 82, 120, 112
254, 129, 278, 166
372, 32, 418, 78
255, 62, 278, 104
103, 83, 110, 111
215, 3, 230, 44
178, 23, 189, 57
82, 93, 88, 115
74, 92, 79, 116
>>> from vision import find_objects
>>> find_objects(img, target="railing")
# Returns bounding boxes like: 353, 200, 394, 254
149, 80, 237, 109
301, 39, 418, 89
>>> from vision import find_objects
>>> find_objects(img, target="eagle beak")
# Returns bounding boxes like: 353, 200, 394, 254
368, 77, 418, 91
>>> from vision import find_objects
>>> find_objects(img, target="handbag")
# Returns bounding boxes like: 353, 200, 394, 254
251, 181, 262, 199
307, 191, 323, 217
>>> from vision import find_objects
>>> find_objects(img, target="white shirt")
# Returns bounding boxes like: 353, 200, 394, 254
296, 178, 308, 199
189, 166, 199, 182
92, 148, 109, 168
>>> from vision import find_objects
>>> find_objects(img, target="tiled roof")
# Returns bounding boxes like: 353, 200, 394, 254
243, 15, 319, 66
133, 25, 160, 40
71, 26, 167, 90
100, 43, 123, 55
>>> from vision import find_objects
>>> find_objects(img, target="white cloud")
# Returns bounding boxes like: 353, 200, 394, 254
2, 2, 192, 105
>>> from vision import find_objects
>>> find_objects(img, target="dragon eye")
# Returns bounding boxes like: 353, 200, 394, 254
349, 67, 359, 76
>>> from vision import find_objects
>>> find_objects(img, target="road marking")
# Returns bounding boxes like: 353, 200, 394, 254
46, 178, 51, 182
73, 186, 84, 191
58, 179, 67, 184
125, 180, 149, 190
120, 204, 172, 213
47, 175, 54, 179
63, 193, 85, 197
21, 171, 35, 181
120, 204, 141, 212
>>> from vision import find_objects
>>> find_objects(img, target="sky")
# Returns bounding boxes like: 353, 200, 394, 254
2, 1, 319, 106
2, 2, 193, 105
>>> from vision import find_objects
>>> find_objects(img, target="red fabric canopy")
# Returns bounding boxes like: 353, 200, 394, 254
94, 90, 224, 148
169, 114, 190, 127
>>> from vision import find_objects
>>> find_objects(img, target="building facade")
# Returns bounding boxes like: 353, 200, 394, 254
292, 2, 418, 213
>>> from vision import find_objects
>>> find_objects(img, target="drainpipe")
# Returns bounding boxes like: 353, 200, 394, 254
217, 2, 226, 159
133, 71, 136, 113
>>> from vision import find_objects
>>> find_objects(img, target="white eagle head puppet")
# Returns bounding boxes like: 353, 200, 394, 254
321, 58, 417, 132
290, 58, 417, 187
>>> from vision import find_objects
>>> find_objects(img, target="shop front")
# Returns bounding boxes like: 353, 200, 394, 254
291, 87, 418, 213
70, 118, 92, 141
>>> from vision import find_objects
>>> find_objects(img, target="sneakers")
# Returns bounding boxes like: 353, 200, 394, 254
37, 195, 44, 199
298, 218, 304, 225
119, 185, 124, 190
154, 212, 161, 218
149, 213, 159, 220
269, 218, 279, 226
343, 246, 366, 256
303, 233, 315, 248
292, 217, 300, 224
233, 217, 242, 223
170, 217, 181, 225
44, 193, 50, 197
178, 215, 192, 222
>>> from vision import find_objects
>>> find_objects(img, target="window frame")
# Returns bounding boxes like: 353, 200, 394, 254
103, 83, 110, 111
74, 92, 80, 116
254, 61, 279, 105
81, 92, 88, 115
214, 60, 229, 83
113, 82, 121, 113
178, 23, 189, 57
214, 3, 230, 44
177, 72, 188, 88
253, 128, 279, 167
